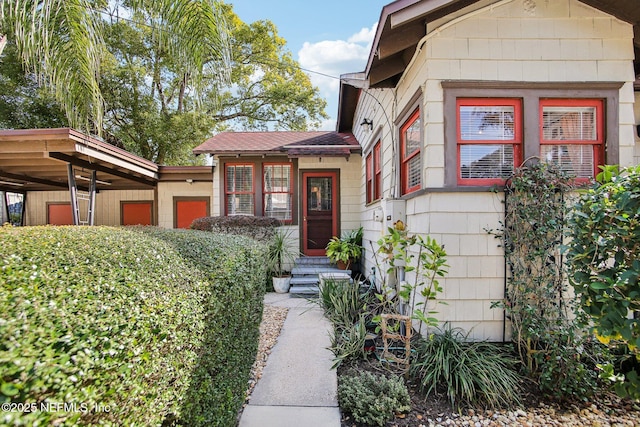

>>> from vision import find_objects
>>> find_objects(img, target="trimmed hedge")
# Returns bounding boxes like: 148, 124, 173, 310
0, 225, 267, 426
190, 215, 281, 242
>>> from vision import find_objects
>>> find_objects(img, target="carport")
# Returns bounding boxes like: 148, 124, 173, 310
0, 128, 159, 225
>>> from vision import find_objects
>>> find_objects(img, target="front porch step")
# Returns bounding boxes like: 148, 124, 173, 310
291, 266, 350, 276
288, 256, 353, 296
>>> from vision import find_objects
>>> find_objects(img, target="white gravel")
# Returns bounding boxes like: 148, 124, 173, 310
243, 304, 289, 405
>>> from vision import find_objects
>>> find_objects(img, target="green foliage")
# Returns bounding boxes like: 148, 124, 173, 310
0, 41, 68, 129
0, 225, 266, 426
266, 227, 299, 277
214, 4, 328, 131
329, 318, 368, 370
410, 326, 522, 409
325, 228, 363, 269
319, 279, 370, 368
374, 221, 448, 333
338, 371, 410, 427
566, 164, 640, 399
489, 161, 603, 399
190, 215, 281, 241
320, 280, 367, 330
1, 0, 231, 135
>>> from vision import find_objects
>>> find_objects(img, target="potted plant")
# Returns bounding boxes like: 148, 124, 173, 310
325, 227, 363, 270
267, 227, 298, 293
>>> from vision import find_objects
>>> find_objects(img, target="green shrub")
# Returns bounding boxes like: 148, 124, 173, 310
190, 215, 281, 241
410, 326, 522, 409
319, 280, 365, 329
329, 317, 367, 369
0, 226, 267, 426
566, 165, 640, 399
338, 371, 410, 427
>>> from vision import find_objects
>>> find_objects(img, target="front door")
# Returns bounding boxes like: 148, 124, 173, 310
302, 171, 338, 256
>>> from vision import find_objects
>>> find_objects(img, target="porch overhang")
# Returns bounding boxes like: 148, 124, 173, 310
0, 128, 159, 192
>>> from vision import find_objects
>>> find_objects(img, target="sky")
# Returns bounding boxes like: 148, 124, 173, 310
230, 0, 391, 130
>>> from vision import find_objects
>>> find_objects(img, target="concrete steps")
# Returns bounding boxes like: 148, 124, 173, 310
289, 257, 351, 296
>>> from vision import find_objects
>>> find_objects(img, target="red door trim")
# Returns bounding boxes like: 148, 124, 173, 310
302, 171, 339, 256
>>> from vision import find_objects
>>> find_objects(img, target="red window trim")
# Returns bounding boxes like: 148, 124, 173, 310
456, 98, 523, 186
374, 141, 382, 201
400, 109, 421, 195
262, 162, 293, 223
224, 163, 255, 216
365, 152, 373, 203
539, 98, 604, 179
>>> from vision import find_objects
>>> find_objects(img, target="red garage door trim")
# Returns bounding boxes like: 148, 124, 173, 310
174, 197, 210, 229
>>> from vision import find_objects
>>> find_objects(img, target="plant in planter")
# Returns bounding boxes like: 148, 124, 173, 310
326, 227, 363, 270
267, 227, 298, 293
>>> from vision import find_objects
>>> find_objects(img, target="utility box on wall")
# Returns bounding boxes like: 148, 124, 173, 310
383, 199, 406, 231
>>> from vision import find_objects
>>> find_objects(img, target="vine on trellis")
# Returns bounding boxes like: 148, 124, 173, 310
490, 161, 601, 399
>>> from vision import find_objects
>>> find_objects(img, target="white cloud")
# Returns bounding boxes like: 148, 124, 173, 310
347, 23, 377, 44
297, 23, 377, 100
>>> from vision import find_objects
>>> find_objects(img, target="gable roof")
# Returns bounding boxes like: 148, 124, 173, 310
193, 131, 361, 157
366, 0, 640, 88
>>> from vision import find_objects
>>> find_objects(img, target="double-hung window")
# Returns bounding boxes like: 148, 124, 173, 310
444, 82, 618, 188
366, 140, 382, 203
539, 99, 604, 180
225, 164, 254, 215
400, 109, 421, 195
263, 163, 292, 221
457, 98, 522, 185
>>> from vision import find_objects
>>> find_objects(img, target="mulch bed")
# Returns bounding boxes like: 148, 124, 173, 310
338, 356, 640, 427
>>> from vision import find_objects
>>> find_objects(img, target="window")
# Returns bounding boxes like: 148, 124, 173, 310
365, 140, 382, 203
374, 142, 382, 201
443, 82, 619, 188
225, 164, 254, 215
540, 99, 604, 180
400, 109, 421, 195
457, 98, 522, 185
263, 163, 292, 221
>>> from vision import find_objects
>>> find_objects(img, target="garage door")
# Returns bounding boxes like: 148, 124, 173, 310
47, 203, 73, 225
121, 201, 153, 226
175, 198, 209, 229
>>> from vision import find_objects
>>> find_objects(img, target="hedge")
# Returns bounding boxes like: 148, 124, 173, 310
190, 215, 281, 242
0, 225, 267, 426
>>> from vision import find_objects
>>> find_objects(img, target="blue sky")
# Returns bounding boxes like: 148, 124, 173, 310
230, 1, 390, 130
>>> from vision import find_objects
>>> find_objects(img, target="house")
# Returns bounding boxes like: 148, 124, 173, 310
337, 0, 640, 340
2, 0, 640, 340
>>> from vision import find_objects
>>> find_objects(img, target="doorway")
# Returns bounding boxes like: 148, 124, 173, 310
302, 171, 338, 256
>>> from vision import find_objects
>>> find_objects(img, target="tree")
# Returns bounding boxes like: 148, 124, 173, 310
0, 0, 231, 134
98, 3, 327, 164
210, 4, 328, 131
0, 41, 68, 129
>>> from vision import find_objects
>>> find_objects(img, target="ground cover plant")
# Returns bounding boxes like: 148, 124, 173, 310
0, 225, 267, 426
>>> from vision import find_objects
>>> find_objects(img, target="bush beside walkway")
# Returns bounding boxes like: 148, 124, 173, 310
0, 226, 267, 426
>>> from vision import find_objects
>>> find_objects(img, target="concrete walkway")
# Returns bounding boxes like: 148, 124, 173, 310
239, 293, 341, 427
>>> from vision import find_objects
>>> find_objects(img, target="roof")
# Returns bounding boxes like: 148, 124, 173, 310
193, 131, 361, 157
366, 0, 640, 88
0, 128, 215, 192
0, 128, 159, 192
